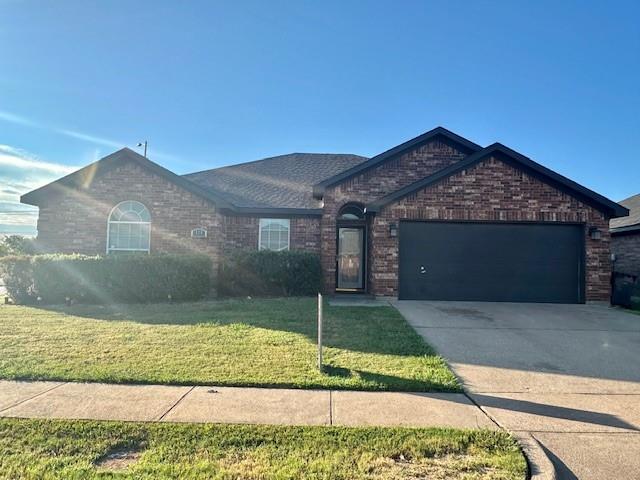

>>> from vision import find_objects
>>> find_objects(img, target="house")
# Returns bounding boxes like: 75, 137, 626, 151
21, 127, 628, 303
610, 193, 640, 276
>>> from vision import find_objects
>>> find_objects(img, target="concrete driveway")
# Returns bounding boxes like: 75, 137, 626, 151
394, 301, 640, 480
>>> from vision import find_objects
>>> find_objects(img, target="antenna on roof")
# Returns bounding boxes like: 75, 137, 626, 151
137, 141, 148, 158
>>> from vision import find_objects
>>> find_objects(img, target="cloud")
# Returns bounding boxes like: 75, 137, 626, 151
0, 109, 126, 150
55, 129, 124, 149
0, 145, 78, 230
0, 145, 78, 176
0, 110, 36, 127
0, 109, 179, 162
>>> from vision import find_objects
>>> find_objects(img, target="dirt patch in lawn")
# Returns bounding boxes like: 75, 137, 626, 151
94, 444, 144, 471
370, 453, 502, 480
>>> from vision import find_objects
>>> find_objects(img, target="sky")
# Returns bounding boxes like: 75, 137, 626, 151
1, 0, 638, 235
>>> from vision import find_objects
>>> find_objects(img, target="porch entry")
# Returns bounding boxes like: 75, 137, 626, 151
336, 203, 366, 291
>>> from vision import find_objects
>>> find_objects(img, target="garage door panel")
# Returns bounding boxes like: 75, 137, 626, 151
398, 222, 583, 303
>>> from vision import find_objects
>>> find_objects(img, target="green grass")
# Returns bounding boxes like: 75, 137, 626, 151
0, 298, 459, 391
0, 418, 527, 479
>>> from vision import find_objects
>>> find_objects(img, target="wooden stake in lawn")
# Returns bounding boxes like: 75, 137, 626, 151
317, 292, 323, 372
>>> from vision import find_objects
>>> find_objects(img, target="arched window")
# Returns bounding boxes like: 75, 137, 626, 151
107, 201, 151, 253
338, 203, 365, 220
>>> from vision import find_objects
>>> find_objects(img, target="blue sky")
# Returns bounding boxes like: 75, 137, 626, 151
1, 0, 638, 234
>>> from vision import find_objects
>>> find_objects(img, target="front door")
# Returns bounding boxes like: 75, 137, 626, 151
337, 227, 365, 290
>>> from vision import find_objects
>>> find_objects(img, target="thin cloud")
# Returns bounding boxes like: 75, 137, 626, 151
0, 145, 76, 229
0, 109, 126, 149
0, 109, 180, 162
55, 129, 124, 149
0, 110, 36, 127
0, 145, 78, 175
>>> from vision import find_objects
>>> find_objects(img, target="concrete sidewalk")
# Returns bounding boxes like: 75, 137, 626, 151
0, 380, 495, 429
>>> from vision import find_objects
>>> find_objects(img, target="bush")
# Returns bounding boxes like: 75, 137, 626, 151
0, 253, 213, 305
218, 250, 322, 297
0, 235, 36, 257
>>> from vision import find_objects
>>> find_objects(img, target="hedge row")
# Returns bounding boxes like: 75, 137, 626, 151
218, 250, 323, 297
0, 250, 323, 305
0, 253, 213, 304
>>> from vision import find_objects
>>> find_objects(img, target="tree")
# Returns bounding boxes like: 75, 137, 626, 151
0, 235, 36, 256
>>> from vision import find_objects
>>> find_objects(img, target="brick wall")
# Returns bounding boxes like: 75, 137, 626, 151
612, 233, 640, 276
35, 161, 321, 268
321, 139, 466, 292
371, 156, 611, 301
321, 138, 468, 292
36, 162, 221, 261
222, 216, 321, 254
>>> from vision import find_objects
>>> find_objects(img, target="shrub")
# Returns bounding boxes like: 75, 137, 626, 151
0, 253, 213, 305
218, 250, 322, 297
0, 235, 36, 257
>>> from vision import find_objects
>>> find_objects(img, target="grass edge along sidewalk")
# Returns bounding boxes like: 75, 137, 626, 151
0, 418, 526, 479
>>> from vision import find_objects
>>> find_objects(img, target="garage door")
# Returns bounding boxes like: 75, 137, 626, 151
398, 221, 584, 303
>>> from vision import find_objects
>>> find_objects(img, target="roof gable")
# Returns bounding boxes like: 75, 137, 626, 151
610, 193, 640, 232
367, 143, 629, 218
21, 148, 233, 209
312, 126, 482, 198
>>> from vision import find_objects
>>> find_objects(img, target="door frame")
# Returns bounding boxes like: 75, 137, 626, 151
397, 219, 586, 303
335, 220, 367, 293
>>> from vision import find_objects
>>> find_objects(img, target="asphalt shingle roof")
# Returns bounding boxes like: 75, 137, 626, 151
610, 193, 640, 230
183, 153, 368, 209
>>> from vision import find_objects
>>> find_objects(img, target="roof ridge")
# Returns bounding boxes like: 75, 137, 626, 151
183, 152, 367, 177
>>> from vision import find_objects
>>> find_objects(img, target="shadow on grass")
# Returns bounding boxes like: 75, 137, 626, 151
5, 366, 459, 392
27, 298, 437, 359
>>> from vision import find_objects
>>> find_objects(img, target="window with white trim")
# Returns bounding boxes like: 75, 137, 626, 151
258, 218, 290, 251
107, 201, 151, 253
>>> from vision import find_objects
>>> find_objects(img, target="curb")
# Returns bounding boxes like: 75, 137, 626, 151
514, 433, 557, 480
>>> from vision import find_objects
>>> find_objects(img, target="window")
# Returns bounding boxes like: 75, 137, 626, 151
107, 201, 151, 253
259, 218, 290, 251
338, 203, 365, 220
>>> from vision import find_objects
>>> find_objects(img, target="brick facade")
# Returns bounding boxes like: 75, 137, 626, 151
370, 156, 611, 301
35, 161, 321, 269
31, 137, 617, 303
36, 162, 222, 261
321, 139, 468, 292
612, 233, 640, 276
222, 216, 321, 254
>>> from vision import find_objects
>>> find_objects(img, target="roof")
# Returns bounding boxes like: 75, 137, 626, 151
21, 148, 233, 209
183, 153, 367, 210
367, 143, 629, 218
610, 194, 640, 234
21, 128, 628, 220
312, 126, 482, 198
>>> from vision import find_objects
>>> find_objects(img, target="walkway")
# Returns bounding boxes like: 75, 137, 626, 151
0, 380, 494, 428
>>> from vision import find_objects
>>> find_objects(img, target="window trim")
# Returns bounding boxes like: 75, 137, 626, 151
106, 201, 151, 254
258, 218, 290, 251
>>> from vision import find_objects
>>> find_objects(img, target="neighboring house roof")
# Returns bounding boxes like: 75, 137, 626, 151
312, 126, 483, 198
610, 194, 640, 234
184, 153, 367, 211
367, 143, 629, 218
21, 148, 234, 210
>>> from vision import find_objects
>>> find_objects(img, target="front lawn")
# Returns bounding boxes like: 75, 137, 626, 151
0, 418, 526, 479
0, 298, 459, 391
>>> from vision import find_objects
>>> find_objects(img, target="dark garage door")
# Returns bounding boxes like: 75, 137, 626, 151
399, 221, 584, 303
